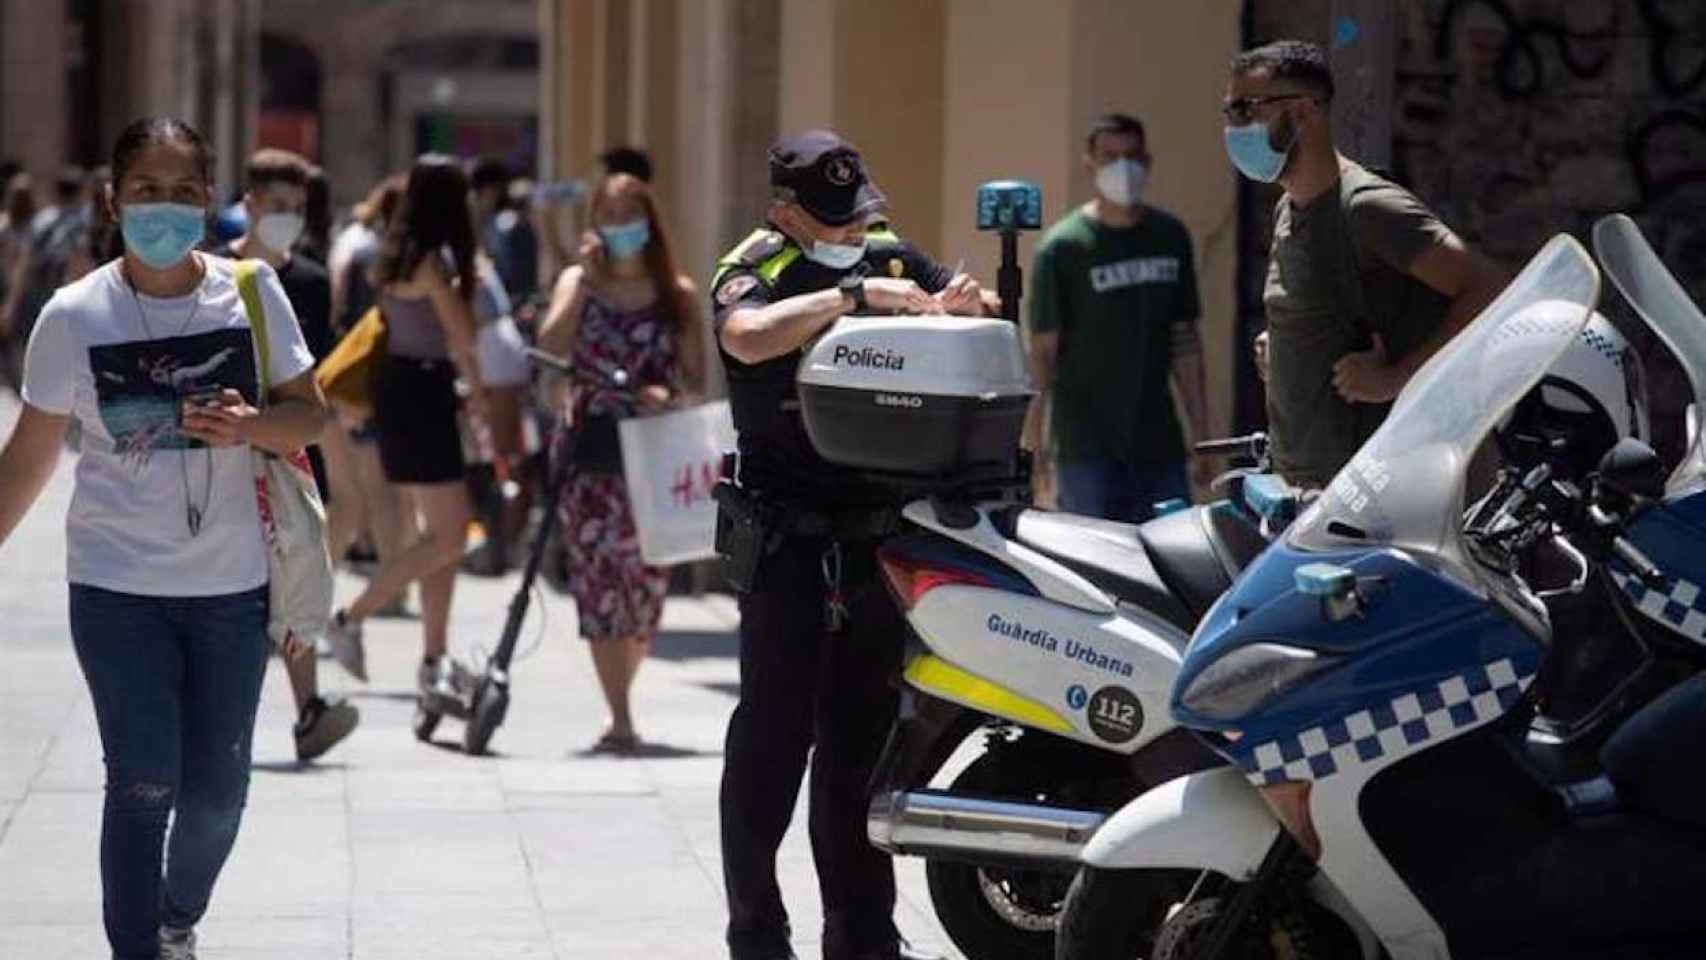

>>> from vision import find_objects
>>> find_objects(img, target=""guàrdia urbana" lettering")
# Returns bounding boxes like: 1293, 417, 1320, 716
986, 613, 1134, 678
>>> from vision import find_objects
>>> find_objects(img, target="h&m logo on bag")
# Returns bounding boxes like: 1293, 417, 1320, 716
670, 458, 722, 508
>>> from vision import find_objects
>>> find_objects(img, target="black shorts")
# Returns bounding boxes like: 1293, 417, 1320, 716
373, 354, 465, 484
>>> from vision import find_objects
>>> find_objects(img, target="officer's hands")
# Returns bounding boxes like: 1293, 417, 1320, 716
863, 277, 935, 314
935, 274, 985, 316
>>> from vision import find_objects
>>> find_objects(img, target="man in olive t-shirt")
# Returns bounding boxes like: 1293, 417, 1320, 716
1225, 42, 1505, 488
1025, 113, 1211, 523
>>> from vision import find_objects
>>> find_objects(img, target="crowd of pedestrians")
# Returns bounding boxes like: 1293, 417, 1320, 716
0, 33, 1513, 960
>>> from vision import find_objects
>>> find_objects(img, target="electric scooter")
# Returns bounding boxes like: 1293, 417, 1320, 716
411, 347, 629, 755
1066, 228, 1706, 959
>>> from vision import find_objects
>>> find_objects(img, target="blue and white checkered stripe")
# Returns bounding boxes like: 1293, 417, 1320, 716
1611, 569, 1706, 645
1239, 658, 1536, 786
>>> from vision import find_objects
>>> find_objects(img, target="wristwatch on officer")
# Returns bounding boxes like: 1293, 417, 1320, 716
838, 271, 868, 313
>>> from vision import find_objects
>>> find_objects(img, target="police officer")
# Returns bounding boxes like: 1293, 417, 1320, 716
712, 131, 984, 960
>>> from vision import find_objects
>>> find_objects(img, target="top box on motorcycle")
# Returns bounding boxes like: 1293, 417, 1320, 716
797, 315, 1034, 484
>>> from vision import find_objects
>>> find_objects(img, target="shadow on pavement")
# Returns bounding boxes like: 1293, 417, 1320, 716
649, 629, 738, 661
696, 681, 742, 699
343, 689, 421, 703
251, 760, 348, 774
567, 740, 721, 760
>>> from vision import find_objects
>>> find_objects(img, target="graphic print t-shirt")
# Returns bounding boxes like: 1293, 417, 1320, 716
20, 255, 314, 596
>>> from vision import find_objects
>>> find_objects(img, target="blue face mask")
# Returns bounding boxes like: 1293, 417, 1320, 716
805, 236, 867, 270
598, 218, 650, 260
121, 202, 207, 270
1224, 121, 1294, 183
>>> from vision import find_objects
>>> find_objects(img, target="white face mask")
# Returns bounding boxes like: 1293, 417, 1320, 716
805, 236, 867, 270
1095, 158, 1148, 207
255, 212, 306, 253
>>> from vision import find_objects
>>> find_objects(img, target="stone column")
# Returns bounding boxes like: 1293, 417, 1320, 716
1, 0, 70, 179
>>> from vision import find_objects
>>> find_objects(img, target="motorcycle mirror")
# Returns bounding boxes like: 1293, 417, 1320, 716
1296, 562, 1361, 622
1596, 437, 1665, 500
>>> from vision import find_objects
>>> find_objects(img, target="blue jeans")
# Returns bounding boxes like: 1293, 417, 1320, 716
68, 584, 270, 960
1057, 458, 1190, 524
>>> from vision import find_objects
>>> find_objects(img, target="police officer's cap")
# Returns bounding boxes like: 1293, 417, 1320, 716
768, 130, 886, 227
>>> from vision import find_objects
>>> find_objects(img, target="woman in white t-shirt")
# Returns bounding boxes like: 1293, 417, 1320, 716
0, 117, 328, 960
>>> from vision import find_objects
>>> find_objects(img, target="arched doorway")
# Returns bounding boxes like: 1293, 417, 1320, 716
381, 33, 539, 175
260, 32, 322, 160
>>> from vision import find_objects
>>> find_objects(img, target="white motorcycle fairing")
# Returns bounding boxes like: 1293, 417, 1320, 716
906, 583, 1187, 752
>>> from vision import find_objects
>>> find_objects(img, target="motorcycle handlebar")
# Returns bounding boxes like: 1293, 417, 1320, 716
1194, 433, 1267, 457
1612, 535, 1668, 590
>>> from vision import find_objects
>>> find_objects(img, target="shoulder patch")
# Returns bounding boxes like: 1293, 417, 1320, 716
733, 230, 786, 267
887, 257, 905, 278
716, 274, 761, 307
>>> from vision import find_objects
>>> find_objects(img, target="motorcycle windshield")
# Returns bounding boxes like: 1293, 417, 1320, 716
1288, 235, 1600, 572
1593, 214, 1706, 495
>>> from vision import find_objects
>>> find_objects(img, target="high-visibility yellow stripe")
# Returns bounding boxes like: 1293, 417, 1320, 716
903, 654, 1075, 734
757, 246, 801, 283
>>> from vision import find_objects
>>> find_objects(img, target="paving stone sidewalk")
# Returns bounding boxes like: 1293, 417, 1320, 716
0, 394, 958, 959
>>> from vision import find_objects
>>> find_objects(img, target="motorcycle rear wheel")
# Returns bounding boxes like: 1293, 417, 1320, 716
923, 746, 1119, 960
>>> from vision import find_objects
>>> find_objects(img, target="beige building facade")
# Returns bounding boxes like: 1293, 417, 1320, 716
1, 0, 261, 195
542, 0, 1243, 435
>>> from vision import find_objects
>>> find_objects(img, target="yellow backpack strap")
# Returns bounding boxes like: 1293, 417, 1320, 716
234, 260, 271, 400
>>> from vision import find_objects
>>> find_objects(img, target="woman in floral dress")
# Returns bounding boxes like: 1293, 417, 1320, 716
536, 173, 706, 752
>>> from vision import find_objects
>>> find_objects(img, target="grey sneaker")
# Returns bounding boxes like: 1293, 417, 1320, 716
417, 657, 465, 712
159, 925, 196, 960
325, 611, 368, 683
294, 696, 360, 762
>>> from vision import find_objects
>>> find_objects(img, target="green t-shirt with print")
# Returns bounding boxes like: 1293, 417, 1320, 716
1027, 206, 1200, 465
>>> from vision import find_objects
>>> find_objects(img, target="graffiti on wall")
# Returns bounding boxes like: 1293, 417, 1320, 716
1388, 0, 1706, 455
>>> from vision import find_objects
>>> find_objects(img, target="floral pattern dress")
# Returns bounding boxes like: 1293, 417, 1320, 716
554, 294, 675, 641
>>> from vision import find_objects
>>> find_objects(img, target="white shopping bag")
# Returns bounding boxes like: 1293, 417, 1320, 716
618, 400, 737, 565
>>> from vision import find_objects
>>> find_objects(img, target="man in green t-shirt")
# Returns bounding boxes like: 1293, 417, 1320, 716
1225, 41, 1506, 488
1023, 113, 1212, 523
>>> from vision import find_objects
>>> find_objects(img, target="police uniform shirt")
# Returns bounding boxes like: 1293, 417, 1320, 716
711, 227, 954, 504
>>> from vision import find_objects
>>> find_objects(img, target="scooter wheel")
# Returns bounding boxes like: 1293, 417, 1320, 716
463, 682, 510, 756
412, 703, 442, 742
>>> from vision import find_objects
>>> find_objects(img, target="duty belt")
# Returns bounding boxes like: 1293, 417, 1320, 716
778, 505, 900, 540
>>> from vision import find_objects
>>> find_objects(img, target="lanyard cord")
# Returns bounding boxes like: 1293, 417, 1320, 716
123, 260, 213, 537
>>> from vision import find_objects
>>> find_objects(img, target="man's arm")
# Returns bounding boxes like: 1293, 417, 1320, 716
720, 288, 853, 365
719, 277, 935, 365
1021, 331, 1058, 452
1332, 236, 1504, 403
1332, 178, 1507, 405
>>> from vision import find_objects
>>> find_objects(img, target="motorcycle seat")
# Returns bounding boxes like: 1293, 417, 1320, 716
1007, 509, 1195, 632
1137, 504, 1267, 621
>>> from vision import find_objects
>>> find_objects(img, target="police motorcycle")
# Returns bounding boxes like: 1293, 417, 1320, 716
719, 180, 1302, 960
1061, 229, 1706, 960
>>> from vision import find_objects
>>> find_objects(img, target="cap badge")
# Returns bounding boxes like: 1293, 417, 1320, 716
825, 154, 859, 187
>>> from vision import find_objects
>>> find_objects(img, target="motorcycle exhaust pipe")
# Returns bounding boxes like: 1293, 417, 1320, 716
869, 789, 1106, 868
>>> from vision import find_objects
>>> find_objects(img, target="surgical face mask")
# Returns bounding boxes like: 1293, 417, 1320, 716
804, 235, 867, 270
598, 217, 651, 260
1224, 117, 1295, 183
255, 212, 305, 253
1095, 158, 1148, 207
120, 202, 207, 270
